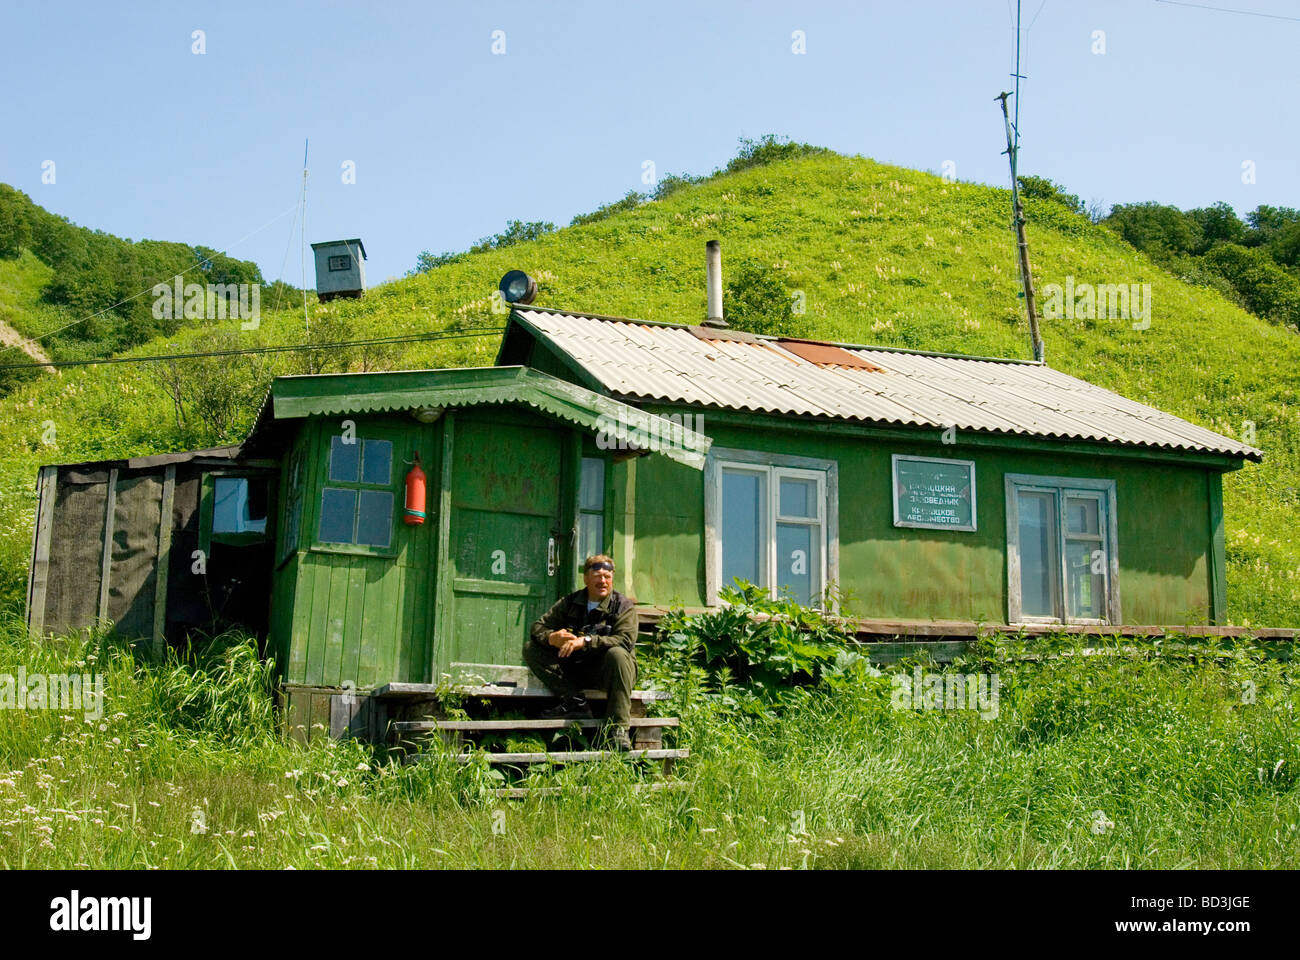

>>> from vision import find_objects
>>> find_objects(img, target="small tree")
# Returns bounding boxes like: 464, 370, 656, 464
1017, 175, 1084, 216
724, 260, 810, 338
1187, 202, 1247, 254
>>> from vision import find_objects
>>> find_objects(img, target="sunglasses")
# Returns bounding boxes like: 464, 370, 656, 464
585, 562, 614, 573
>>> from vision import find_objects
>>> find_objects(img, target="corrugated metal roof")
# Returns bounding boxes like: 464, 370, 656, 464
40, 445, 255, 471
512, 306, 1261, 462
267, 365, 711, 469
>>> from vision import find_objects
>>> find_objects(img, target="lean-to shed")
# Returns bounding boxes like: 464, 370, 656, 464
26, 445, 279, 654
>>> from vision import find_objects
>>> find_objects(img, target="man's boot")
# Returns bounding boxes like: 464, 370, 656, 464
541, 696, 592, 720
606, 724, 633, 752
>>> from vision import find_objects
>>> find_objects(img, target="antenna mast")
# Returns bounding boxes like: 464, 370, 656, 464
300, 139, 309, 337
996, 0, 1043, 363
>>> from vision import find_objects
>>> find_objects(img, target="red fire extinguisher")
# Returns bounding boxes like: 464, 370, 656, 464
404, 452, 426, 525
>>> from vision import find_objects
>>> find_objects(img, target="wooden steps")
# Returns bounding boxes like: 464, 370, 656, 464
380, 665, 687, 795
376, 680, 670, 705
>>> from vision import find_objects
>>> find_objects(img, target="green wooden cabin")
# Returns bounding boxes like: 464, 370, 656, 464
27, 303, 1264, 733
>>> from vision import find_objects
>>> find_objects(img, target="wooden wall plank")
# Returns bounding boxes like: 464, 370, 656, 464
151, 464, 177, 659
304, 556, 332, 686
288, 556, 312, 684
310, 692, 331, 742
613, 458, 636, 599
96, 468, 119, 623
358, 562, 386, 690
411, 562, 430, 684
1207, 470, 1227, 626
26, 466, 58, 636
323, 556, 350, 685
432, 413, 455, 679
342, 559, 367, 686
285, 688, 309, 744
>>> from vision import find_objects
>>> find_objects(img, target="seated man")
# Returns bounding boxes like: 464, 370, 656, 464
525, 554, 637, 751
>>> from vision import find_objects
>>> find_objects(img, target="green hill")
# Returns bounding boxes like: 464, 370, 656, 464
0, 183, 282, 374
0, 150, 1296, 624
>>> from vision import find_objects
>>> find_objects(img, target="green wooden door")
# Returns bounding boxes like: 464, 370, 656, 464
445, 418, 564, 669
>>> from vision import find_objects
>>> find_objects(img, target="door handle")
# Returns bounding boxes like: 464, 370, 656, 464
547, 536, 557, 577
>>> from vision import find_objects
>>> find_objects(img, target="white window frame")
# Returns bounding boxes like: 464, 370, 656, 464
704, 447, 839, 610
1005, 473, 1120, 625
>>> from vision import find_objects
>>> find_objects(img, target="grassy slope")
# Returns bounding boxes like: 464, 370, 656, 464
0, 151, 1296, 622
0, 252, 61, 363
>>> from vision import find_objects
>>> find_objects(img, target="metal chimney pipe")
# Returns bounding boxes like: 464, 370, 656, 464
704, 239, 726, 327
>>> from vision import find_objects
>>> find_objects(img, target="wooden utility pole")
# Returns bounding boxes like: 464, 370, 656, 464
996, 91, 1044, 363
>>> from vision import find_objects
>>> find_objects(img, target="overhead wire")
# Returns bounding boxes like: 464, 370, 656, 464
1154, 0, 1300, 22
0, 327, 506, 372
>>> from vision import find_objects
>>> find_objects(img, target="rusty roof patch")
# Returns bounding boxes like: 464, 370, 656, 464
778, 339, 886, 371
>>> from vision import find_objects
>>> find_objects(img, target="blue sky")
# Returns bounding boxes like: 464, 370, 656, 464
2, 0, 1296, 284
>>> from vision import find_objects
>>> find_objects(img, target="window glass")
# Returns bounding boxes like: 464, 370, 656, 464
779, 477, 817, 519
329, 436, 360, 483
362, 439, 392, 485
1065, 496, 1099, 536
776, 522, 818, 605
356, 490, 394, 547
1017, 490, 1058, 618
213, 477, 267, 534
579, 513, 603, 562
319, 488, 357, 543
1065, 541, 1105, 619
579, 458, 605, 512
722, 468, 765, 588
213, 478, 242, 532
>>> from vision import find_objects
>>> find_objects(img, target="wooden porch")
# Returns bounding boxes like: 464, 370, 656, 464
635, 607, 1298, 664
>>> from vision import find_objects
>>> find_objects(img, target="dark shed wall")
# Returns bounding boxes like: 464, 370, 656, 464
629, 418, 1216, 624
29, 459, 278, 646
32, 464, 166, 640
107, 473, 164, 639
41, 468, 110, 634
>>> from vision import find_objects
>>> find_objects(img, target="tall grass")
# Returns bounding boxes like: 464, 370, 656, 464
2, 611, 1296, 869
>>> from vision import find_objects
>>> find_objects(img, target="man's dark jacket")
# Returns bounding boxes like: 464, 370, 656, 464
529, 589, 637, 654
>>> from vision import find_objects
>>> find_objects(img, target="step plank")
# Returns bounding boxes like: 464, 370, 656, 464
375, 681, 669, 702
396, 717, 679, 732
459, 686, 671, 701
454, 748, 689, 765
494, 781, 691, 798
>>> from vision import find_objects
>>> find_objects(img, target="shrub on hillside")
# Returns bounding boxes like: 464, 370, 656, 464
723, 134, 829, 176
723, 260, 811, 338
570, 190, 645, 227
1187, 202, 1248, 253
1203, 243, 1300, 329
1017, 174, 1084, 216
1103, 201, 1202, 257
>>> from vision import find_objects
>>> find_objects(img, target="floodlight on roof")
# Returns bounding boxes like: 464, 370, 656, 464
499, 270, 537, 305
